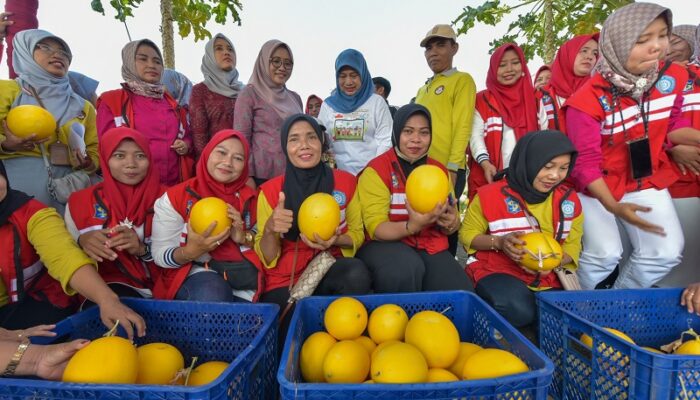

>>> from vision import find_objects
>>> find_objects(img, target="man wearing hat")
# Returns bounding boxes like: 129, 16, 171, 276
415, 24, 476, 255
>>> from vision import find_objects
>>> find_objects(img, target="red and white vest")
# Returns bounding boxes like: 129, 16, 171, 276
467, 90, 507, 201
365, 150, 449, 254
536, 85, 565, 132
669, 63, 700, 198
467, 180, 581, 289
259, 170, 356, 292
0, 201, 75, 308
564, 62, 685, 201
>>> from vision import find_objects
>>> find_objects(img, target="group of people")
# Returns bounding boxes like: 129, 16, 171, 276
1, 1, 700, 378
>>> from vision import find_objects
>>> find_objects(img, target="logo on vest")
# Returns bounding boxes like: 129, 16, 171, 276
684, 79, 694, 93
94, 204, 107, 220
332, 190, 346, 206
542, 94, 551, 102
390, 171, 399, 188
655, 75, 675, 94
185, 199, 194, 216
598, 96, 612, 112
561, 200, 575, 218
434, 85, 445, 95
505, 197, 521, 214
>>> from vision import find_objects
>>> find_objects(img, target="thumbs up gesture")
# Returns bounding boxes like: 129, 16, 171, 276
266, 192, 294, 235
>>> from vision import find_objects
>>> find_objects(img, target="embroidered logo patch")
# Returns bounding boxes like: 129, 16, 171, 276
94, 204, 107, 220
542, 94, 551, 103
332, 190, 346, 206
561, 200, 575, 218
505, 197, 521, 214
390, 171, 399, 188
684, 79, 694, 93
598, 96, 612, 112
655, 75, 675, 94
434, 85, 445, 95
185, 199, 194, 216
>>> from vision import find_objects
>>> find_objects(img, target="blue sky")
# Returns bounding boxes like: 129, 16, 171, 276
1, 0, 697, 105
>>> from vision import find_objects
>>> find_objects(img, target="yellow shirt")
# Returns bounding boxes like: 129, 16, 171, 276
416, 69, 476, 171
254, 188, 365, 269
459, 193, 584, 269
0, 80, 99, 172
0, 206, 96, 306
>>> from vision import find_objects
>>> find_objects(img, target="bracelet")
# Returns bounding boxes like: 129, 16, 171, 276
490, 236, 498, 251
3, 340, 30, 376
405, 221, 416, 236
180, 247, 194, 262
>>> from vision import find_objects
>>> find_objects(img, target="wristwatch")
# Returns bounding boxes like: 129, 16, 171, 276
244, 231, 254, 244
3, 339, 30, 376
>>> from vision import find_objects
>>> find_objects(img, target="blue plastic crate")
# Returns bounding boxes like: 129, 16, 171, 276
538, 288, 700, 400
0, 298, 279, 400
278, 290, 554, 400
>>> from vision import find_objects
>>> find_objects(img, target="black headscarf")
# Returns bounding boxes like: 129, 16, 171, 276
392, 103, 432, 177
499, 130, 577, 204
281, 114, 335, 241
0, 160, 33, 226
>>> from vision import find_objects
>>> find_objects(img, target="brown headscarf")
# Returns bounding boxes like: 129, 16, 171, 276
594, 2, 672, 100
246, 39, 302, 119
121, 39, 165, 99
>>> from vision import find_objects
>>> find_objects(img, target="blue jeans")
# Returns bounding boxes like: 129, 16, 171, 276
175, 271, 235, 302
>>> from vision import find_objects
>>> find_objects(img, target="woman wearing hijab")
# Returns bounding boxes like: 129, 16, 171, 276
564, 3, 700, 290
256, 114, 371, 309
162, 68, 193, 108
0, 29, 98, 213
318, 49, 393, 175
234, 40, 303, 188
97, 39, 192, 187
0, 160, 145, 338
667, 25, 697, 65
460, 130, 582, 331
537, 33, 599, 132
151, 130, 262, 302
65, 127, 174, 301
356, 104, 474, 294
467, 43, 544, 201
533, 65, 551, 90
305, 95, 322, 118
190, 34, 244, 159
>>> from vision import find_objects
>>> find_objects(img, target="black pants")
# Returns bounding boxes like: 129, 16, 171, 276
475, 273, 538, 339
0, 295, 76, 330
448, 168, 467, 255
357, 241, 474, 293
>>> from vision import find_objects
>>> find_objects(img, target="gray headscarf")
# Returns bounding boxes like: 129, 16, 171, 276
692, 24, 700, 65
68, 71, 99, 103
673, 24, 697, 59
121, 39, 165, 99
201, 33, 244, 98
11, 29, 85, 127
595, 2, 672, 100
163, 68, 193, 106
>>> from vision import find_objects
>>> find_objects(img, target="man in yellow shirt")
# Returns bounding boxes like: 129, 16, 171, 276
416, 24, 476, 254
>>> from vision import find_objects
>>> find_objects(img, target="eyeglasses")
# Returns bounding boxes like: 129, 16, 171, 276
35, 43, 72, 61
270, 57, 293, 70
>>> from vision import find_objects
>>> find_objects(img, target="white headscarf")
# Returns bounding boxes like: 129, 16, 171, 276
201, 33, 244, 98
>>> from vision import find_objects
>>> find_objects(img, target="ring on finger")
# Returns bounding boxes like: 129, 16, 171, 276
215, 240, 221, 246
689, 291, 696, 297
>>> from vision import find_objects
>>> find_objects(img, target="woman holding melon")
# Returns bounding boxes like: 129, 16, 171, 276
0, 29, 98, 213
151, 129, 262, 302
460, 130, 583, 329
356, 104, 473, 294
255, 114, 371, 309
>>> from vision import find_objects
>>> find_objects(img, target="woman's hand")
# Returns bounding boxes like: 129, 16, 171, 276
681, 282, 700, 315
74, 148, 94, 170
497, 232, 526, 262
406, 200, 445, 234
184, 221, 231, 258
265, 192, 294, 235
436, 200, 459, 233
1, 121, 49, 152
78, 229, 118, 262
669, 144, 700, 176
227, 204, 246, 244
480, 160, 498, 183
171, 139, 189, 155
0, 325, 56, 342
105, 225, 144, 256
300, 227, 340, 251
33, 339, 91, 381
609, 202, 666, 236
96, 296, 146, 340
0, 12, 13, 41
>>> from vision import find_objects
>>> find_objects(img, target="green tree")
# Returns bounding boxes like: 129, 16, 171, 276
453, 0, 633, 63
90, 0, 243, 68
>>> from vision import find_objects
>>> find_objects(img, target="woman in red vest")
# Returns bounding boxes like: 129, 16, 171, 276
65, 127, 173, 301
564, 3, 698, 290
0, 160, 144, 338
256, 114, 371, 309
537, 33, 599, 132
357, 104, 474, 293
150, 129, 262, 302
533, 65, 551, 91
467, 43, 543, 200
96, 39, 192, 187
460, 130, 582, 331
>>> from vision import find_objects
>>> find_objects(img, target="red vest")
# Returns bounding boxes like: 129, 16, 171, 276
259, 170, 357, 292
467, 90, 506, 201
165, 180, 264, 300
467, 181, 581, 289
536, 85, 565, 132
564, 62, 684, 201
365, 150, 449, 254
0, 201, 75, 308
67, 186, 170, 297
669, 64, 700, 198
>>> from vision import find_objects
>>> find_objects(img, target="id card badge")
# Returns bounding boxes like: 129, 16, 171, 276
627, 137, 652, 180
48, 142, 71, 166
